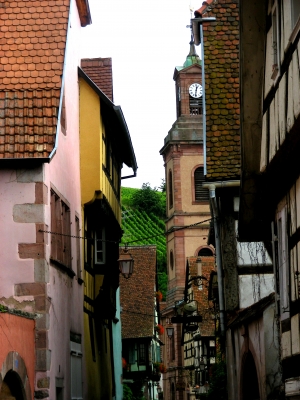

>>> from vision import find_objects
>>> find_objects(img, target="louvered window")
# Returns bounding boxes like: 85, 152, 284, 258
194, 167, 209, 201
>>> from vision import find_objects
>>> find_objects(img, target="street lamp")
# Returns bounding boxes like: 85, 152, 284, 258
118, 248, 134, 279
166, 326, 174, 339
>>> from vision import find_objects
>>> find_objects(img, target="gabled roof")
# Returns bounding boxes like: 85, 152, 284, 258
173, 63, 202, 80
78, 67, 137, 172
0, 0, 91, 162
120, 246, 157, 339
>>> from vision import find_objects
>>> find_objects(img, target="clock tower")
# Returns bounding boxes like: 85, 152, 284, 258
174, 40, 203, 118
160, 40, 213, 399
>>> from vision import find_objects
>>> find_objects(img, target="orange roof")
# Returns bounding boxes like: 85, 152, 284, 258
0, 0, 90, 160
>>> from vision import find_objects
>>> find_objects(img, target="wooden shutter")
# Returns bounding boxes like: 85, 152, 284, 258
194, 167, 209, 201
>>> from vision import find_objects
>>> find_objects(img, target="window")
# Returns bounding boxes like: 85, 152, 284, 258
271, 0, 280, 80
70, 340, 83, 400
61, 93, 67, 135
277, 206, 290, 320
138, 343, 146, 365
198, 247, 213, 257
170, 250, 174, 271
189, 96, 203, 115
128, 343, 136, 364
51, 189, 71, 268
292, 0, 300, 28
169, 335, 175, 361
168, 170, 173, 209
95, 227, 105, 264
75, 216, 82, 280
194, 167, 209, 202
184, 343, 194, 359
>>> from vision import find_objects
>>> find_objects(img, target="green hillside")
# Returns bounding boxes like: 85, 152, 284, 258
121, 185, 167, 297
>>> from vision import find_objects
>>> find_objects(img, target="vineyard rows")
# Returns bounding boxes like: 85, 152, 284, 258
121, 206, 166, 258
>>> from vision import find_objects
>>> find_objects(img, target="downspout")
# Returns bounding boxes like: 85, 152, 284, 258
203, 180, 240, 337
200, 23, 207, 176
49, 0, 74, 160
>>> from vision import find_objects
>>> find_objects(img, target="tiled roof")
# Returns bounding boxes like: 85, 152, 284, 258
0, 0, 70, 159
120, 246, 157, 339
81, 58, 113, 102
200, 0, 241, 180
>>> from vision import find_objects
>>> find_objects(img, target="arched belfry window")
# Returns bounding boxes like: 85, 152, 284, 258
168, 170, 173, 209
194, 167, 209, 201
198, 247, 213, 257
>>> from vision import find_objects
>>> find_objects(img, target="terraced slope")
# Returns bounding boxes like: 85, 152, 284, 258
121, 186, 167, 296
121, 206, 166, 263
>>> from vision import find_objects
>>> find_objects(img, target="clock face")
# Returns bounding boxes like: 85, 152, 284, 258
189, 83, 202, 98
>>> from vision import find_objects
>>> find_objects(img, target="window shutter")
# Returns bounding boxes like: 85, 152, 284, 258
194, 167, 209, 201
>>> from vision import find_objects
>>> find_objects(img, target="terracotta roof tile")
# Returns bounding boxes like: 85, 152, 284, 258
0, 0, 71, 159
201, 0, 241, 180
81, 58, 114, 101
120, 246, 157, 339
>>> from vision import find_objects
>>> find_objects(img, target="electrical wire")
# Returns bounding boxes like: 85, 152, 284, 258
38, 217, 213, 244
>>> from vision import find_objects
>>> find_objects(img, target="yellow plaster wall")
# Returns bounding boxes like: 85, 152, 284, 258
79, 78, 121, 222
79, 78, 102, 206
84, 313, 101, 400
185, 228, 210, 258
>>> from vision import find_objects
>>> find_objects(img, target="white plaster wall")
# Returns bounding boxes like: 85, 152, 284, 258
227, 304, 280, 400
239, 275, 274, 309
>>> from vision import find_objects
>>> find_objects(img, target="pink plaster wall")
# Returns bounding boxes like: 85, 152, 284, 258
0, 313, 35, 397
0, 1, 85, 398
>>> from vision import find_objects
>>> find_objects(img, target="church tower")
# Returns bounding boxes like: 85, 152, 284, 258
160, 40, 212, 305
160, 41, 213, 399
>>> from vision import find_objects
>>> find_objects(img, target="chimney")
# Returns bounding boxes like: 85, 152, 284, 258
81, 58, 113, 102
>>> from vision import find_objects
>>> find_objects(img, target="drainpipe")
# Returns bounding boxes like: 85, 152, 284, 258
200, 22, 207, 176
203, 180, 240, 337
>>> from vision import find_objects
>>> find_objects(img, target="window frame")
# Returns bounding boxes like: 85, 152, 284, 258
193, 166, 209, 203
277, 205, 290, 320
95, 226, 106, 265
50, 188, 72, 269
168, 169, 173, 209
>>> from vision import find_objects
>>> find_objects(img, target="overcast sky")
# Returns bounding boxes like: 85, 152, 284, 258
80, 0, 201, 189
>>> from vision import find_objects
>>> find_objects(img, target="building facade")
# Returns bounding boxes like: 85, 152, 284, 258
120, 246, 162, 400
194, 0, 283, 399
0, 1, 91, 398
238, 0, 300, 398
79, 60, 137, 399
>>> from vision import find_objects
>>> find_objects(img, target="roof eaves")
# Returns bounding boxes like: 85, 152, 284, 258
75, 0, 92, 27
78, 67, 137, 171
227, 292, 275, 329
